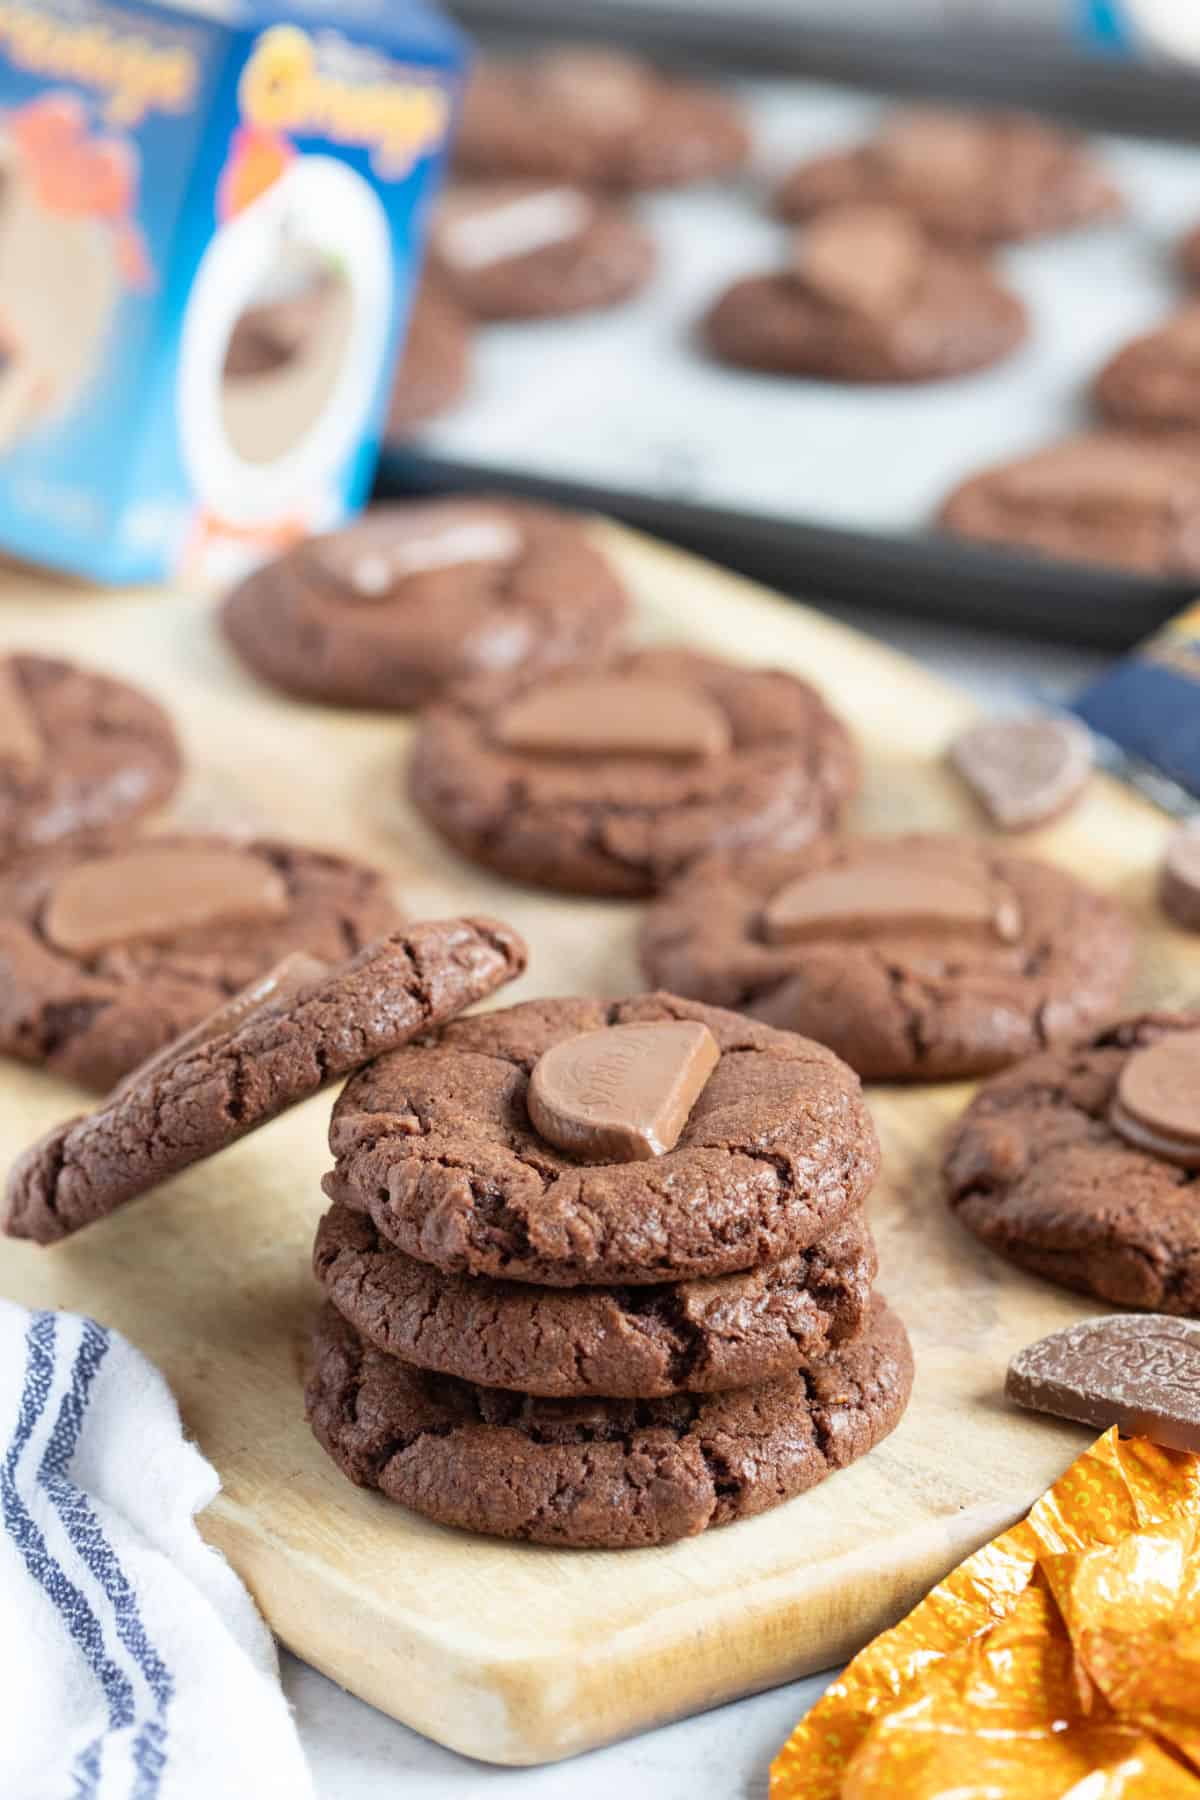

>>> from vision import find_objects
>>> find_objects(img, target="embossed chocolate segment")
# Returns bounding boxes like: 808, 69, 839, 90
1109, 1031, 1200, 1169
493, 675, 732, 761
798, 204, 924, 317
1007, 1314, 1200, 1451
0, 659, 44, 776
115, 950, 328, 1093
949, 715, 1093, 831
44, 845, 291, 956
318, 504, 524, 599
528, 1019, 720, 1162
763, 859, 1022, 946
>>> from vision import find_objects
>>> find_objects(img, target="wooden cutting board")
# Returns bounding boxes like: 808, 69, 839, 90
0, 528, 1194, 1768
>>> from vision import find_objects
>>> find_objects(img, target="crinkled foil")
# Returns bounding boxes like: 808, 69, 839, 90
772, 1430, 1200, 1799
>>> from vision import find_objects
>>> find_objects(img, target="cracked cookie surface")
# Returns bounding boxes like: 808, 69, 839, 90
4, 917, 527, 1245
305, 1294, 912, 1547
945, 1012, 1200, 1312
314, 1199, 876, 1397
324, 992, 879, 1287
640, 834, 1134, 1081
0, 835, 403, 1092
0, 653, 181, 865
408, 647, 857, 897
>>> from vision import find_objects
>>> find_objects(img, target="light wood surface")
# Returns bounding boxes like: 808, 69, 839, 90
0, 529, 1194, 1767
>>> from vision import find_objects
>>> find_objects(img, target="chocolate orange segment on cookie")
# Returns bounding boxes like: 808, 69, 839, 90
528, 1019, 720, 1161
0, 834, 404, 1091
409, 647, 857, 897
945, 1011, 1200, 1312
0, 653, 181, 865
324, 992, 878, 1286
704, 203, 1026, 384
641, 834, 1131, 1081
4, 916, 526, 1244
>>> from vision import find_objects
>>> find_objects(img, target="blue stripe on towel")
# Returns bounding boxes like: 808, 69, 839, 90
39, 1318, 174, 1800
1, 1313, 134, 1799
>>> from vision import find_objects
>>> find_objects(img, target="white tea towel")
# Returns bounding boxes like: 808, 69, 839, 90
0, 1300, 315, 1800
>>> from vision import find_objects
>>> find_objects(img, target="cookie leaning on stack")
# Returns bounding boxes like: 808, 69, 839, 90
306, 993, 914, 1548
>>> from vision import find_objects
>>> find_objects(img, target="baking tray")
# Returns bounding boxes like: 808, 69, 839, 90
377, 72, 1200, 648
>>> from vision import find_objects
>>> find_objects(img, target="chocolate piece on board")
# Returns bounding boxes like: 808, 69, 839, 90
528, 1019, 720, 1161
949, 716, 1093, 830
1008, 1314, 1200, 1450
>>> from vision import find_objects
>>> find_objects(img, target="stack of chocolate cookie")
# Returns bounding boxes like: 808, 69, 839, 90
306, 992, 913, 1549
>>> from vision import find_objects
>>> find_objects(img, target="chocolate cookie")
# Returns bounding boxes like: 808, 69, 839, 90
1095, 306, 1200, 434
314, 1199, 876, 1398
386, 277, 472, 435
454, 48, 748, 192
938, 431, 1200, 577
775, 107, 1121, 245
306, 1295, 912, 1548
945, 1012, 1200, 1313
430, 180, 655, 320
704, 204, 1026, 383
408, 647, 857, 897
324, 992, 879, 1287
639, 835, 1134, 1082
0, 653, 181, 866
222, 498, 629, 711
0, 835, 403, 1091
4, 916, 527, 1245
1180, 223, 1200, 287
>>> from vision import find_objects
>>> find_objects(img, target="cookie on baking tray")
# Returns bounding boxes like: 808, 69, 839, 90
454, 47, 749, 192
3, 916, 527, 1245
0, 835, 403, 1092
774, 107, 1121, 245
321, 992, 880, 1287
1095, 305, 1200, 434
945, 1012, 1200, 1314
306, 1294, 912, 1548
222, 497, 629, 710
408, 646, 858, 897
937, 431, 1200, 577
386, 276, 473, 436
639, 834, 1134, 1081
0, 653, 181, 867
704, 204, 1027, 383
430, 180, 655, 321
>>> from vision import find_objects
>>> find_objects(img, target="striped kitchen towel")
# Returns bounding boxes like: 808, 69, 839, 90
0, 1300, 314, 1800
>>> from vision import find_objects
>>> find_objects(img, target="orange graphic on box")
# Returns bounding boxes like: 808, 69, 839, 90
7, 91, 152, 288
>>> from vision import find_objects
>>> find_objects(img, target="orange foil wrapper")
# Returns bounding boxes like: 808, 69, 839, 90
772, 1430, 1200, 1799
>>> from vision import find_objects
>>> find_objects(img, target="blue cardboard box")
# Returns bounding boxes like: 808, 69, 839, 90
0, 0, 465, 584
